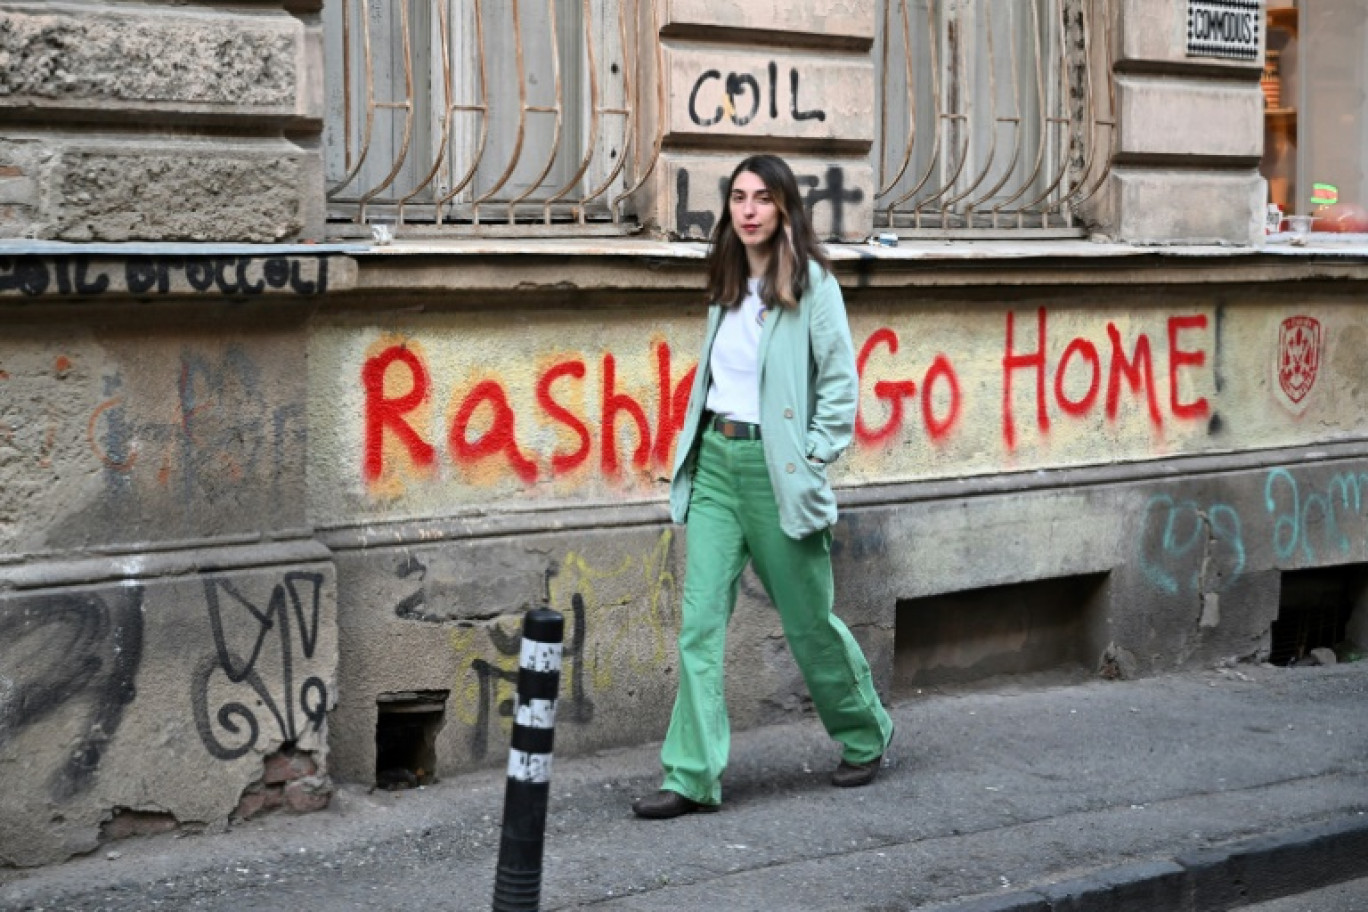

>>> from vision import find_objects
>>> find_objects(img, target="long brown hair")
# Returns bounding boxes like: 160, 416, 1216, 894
706, 155, 831, 310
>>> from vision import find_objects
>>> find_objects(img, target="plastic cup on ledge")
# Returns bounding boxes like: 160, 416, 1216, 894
370, 215, 398, 246
1285, 215, 1313, 246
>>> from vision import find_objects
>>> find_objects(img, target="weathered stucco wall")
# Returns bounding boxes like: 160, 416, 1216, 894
310, 267, 1368, 788
0, 314, 314, 557
4, 251, 1368, 867
0, 552, 336, 867
324, 438, 1368, 783
0, 250, 338, 558
0, 264, 338, 867
0, 0, 1332, 875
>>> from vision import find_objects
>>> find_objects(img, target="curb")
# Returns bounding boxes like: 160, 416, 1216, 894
921, 813, 1368, 912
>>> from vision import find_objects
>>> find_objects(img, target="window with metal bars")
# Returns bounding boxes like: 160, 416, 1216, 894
874, 0, 1116, 237
322, 0, 659, 235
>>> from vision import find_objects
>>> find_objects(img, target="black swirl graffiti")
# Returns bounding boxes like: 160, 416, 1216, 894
674, 166, 861, 241
0, 586, 144, 801
192, 572, 328, 760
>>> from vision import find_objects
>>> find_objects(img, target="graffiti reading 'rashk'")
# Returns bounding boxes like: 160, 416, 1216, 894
0, 587, 144, 801
192, 572, 328, 760
363, 341, 696, 484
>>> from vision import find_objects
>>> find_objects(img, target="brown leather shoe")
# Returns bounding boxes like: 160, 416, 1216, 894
831, 755, 883, 788
631, 790, 720, 819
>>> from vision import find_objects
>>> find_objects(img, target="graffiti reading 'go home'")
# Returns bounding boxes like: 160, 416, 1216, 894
853, 310, 1209, 450
361, 308, 1213, 487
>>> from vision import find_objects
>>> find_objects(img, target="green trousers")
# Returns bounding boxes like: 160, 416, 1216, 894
661, 427, 894, 805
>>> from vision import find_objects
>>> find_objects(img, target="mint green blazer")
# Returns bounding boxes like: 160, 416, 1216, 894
669, 262, 858, 539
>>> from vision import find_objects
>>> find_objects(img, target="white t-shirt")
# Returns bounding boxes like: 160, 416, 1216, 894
704, 278, 766, 423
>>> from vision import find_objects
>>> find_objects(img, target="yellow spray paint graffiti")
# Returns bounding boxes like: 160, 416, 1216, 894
547, 529, 678, 694
446, 529, 679, 757
447, 624, 515, 731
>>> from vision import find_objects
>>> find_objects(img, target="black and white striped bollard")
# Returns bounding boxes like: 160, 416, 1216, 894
492, 607, 564, 912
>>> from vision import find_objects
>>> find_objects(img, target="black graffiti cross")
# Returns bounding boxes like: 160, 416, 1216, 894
674, 166, 863, 240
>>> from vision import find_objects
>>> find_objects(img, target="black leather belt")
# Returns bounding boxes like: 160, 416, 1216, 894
709, 413, 762, 440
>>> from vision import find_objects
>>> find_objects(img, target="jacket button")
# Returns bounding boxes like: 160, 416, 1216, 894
786, 463, 796, 473
784, 408, 794, 419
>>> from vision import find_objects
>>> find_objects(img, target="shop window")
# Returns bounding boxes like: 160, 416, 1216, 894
1261, 1, 1368, 236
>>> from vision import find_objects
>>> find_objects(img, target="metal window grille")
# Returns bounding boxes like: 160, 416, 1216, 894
875, 0, 1116, 236
322, 0, 663, 236
323, 1, 1115, 240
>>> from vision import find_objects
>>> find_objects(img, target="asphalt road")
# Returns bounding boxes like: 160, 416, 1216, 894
2, 662, 1365, 911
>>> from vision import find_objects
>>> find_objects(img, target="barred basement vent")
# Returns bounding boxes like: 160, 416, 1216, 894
375, 690, 449, 790
1271, 568, 1361, 666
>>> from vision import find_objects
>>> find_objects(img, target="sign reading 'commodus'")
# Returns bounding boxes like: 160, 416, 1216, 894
1186, 0, 1261, 61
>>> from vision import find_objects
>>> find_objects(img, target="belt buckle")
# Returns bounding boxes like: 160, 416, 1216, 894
714, 415, 756, 440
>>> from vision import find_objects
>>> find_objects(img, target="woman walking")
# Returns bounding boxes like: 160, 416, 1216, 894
632, 155, 894, 820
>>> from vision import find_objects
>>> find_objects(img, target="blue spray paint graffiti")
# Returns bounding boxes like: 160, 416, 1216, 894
1139, 466, 1368, 593
1138, 493, 1245, 595
1264, 468, 1368, 563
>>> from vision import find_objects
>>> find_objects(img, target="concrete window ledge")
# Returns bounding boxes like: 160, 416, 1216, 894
4, 238, 1368, 306
335, 237, 1368, 302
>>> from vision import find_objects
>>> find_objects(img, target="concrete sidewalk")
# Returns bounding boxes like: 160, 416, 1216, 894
2, 662, 1366, 911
